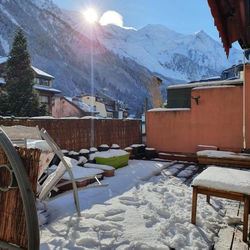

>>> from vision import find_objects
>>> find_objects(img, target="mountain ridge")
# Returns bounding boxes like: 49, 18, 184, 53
0, 0, 243, 113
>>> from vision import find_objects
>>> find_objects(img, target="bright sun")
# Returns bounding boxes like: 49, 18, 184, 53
83, 8, 98, 23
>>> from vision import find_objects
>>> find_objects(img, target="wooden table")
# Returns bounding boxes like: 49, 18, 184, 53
191, 167, 250, 242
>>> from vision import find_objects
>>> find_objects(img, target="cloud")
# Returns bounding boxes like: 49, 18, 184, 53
99, 10, 124, 27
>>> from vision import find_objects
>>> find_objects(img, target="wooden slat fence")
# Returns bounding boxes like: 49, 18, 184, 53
0, 118, 142, 151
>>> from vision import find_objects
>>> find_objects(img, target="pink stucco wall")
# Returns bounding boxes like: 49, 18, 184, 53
52, 97, 83, 118
146, 68, 250, 154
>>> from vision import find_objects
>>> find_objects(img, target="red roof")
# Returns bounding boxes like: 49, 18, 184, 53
207, 0, 250, 56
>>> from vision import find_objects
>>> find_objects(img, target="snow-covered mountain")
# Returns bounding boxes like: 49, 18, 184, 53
0, 0, 243, 113
65, 10, 242, 81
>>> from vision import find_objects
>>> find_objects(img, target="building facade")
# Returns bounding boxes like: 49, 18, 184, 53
147, 64, 249, 154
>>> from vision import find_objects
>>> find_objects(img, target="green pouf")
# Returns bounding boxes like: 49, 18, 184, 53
95, 154, 129, 169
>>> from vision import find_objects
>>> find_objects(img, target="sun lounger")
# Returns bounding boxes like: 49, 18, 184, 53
191, 166, 250, 241
84, 163, 115, 177
43, 161, 104, 192
39, 128, 108, 216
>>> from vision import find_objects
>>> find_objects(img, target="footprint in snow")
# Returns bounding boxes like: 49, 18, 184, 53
119, 196, 140, 206
76, 237, 99, 248
94, 214, 125, 222
94, 223, 123, 232
104, 208, 125, 217
143, 214, 160, 228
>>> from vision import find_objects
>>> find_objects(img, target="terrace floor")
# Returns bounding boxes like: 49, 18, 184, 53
40, 160, 249, 249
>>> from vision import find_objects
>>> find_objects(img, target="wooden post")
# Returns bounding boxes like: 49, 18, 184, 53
243, 195, 249, 242
191, 186, 198, 224
206, 195, 210, 204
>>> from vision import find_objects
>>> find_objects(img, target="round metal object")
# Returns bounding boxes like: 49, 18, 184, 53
0, 164, 17, 192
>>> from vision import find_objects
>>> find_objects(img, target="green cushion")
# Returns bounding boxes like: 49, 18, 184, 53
95, 153, 129, 169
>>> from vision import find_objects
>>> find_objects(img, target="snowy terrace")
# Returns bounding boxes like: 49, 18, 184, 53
39, 159, 250, 249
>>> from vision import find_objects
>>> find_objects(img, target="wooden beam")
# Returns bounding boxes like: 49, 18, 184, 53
191, 186, 198, 225
195, 186, 246, 201
243, 195, 249, 241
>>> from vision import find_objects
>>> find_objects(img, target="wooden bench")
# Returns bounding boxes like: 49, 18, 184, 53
197, 150, 250, 168
191, 166, 250, 242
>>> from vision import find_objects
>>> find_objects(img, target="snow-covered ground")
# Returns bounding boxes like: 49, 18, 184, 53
40, 160, 232, 250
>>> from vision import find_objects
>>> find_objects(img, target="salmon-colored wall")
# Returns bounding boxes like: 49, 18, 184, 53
146, 83, 245, 154
52, 97, 83, 118
245, 65, 250, 148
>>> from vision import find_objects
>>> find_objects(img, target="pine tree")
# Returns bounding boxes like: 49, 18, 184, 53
0, 28, 46, 116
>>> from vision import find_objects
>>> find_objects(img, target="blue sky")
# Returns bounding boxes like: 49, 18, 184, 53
53, 0, 220, 40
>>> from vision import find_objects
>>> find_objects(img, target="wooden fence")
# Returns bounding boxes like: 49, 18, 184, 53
0, 118, 142, 151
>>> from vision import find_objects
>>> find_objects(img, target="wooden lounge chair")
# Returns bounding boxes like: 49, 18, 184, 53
39, 128, 108, 216
191, 166, 250, 242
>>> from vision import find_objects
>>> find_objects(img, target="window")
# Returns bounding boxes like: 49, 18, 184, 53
34, 77, 50, 86
33, 78, 40, 84
40, 95, 50, 112
40, 95, 49, 103
39, 78, 50, 86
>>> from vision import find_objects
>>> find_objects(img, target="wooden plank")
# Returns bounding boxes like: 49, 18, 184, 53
214, 202, 239, 250
232, 202, 249, 249
195, 186, 246, 202
198, 156, 250, 168
214, 227, 235, 250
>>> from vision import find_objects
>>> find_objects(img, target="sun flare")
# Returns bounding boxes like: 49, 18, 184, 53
83, 8, 98, 23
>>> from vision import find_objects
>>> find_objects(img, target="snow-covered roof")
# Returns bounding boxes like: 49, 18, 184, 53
148, 108, 191, 112
0, 77, 6, 84
0, 57, 7, 64
192, 85, 236, 90
0, 57, 54, 79
76, 100, 92, 112
168, 79, 242, 90
31, 66, 54, 79
34, 84, 61, 93
64, 97, 98, 114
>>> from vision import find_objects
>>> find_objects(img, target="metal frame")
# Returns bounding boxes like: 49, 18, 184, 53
40, 128, 81, 216
39, 128, 108, 217
0, 128, 40, 250
0, 164, 17, 192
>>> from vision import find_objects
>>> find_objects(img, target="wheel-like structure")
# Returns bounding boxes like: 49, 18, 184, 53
0, 129, 40, 250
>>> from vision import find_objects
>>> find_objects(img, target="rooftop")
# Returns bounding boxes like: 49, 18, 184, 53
39, 158, 250, 249
167, 78, 242, 90
31, 66, 55, 79
34, 84, 61, 93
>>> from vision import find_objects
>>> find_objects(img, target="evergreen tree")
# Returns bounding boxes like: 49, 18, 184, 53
0, 28, 46, 116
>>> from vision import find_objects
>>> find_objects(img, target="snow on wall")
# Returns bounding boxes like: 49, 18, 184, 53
148, 108, 191, 112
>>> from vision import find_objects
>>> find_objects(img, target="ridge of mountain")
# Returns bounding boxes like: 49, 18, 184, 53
0, 0, 243, 113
